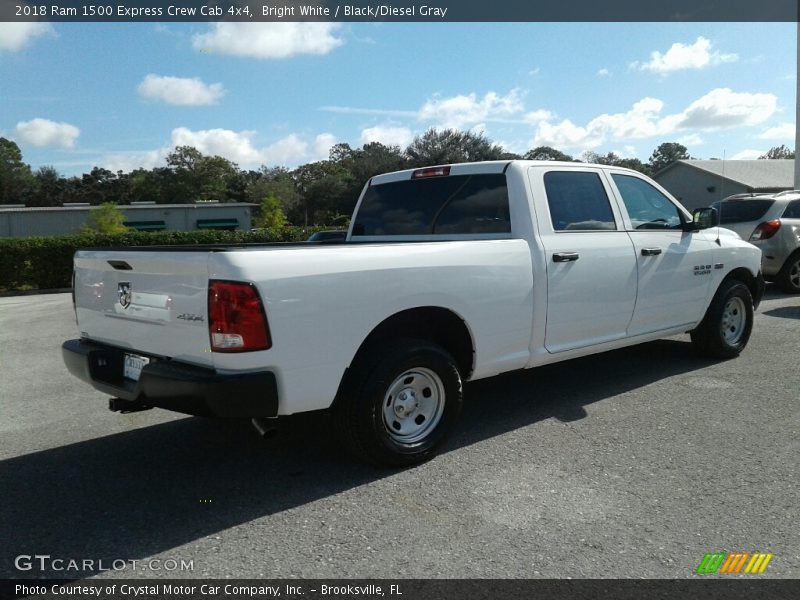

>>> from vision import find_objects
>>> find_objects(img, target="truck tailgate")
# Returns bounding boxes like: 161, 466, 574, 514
73, 250, 213, 367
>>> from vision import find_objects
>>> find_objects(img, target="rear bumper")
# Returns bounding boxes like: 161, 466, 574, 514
62, 339, 278, 418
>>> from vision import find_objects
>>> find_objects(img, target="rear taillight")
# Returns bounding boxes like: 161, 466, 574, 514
749, 219, 781, 241
411, 166, 451, 179
208, 280, 271, 352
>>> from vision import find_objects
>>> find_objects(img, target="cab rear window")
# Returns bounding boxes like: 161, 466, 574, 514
351, 174, 510, 236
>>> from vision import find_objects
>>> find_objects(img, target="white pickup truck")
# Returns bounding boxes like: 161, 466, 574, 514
63, 161, 764, 466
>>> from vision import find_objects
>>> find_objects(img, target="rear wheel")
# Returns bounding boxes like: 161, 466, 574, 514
332, 339, 462, 467
691, 279, 754, 358
776, 251, 800, 294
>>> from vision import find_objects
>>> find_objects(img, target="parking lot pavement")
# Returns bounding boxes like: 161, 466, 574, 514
1, 289, 798, 579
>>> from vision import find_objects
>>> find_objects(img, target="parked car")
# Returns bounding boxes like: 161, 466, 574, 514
712, 191, 800, 293
64, 161, 763, 466
307, 230, 347, 242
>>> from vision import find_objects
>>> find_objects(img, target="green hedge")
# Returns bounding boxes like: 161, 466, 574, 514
0, 227, 328, 291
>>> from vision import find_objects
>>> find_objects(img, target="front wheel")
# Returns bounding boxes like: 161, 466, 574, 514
332, 339, 463, 467
690, 279, 754, 358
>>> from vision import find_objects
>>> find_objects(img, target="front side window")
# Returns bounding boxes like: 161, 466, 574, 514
612, 174, 682, 230
543, 171, 616, 231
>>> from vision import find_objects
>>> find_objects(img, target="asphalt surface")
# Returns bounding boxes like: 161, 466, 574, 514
1, 289, 798, 580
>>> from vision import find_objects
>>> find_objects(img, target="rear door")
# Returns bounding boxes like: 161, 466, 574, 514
74, 250, 214, 367
607, 172, 716, 335
528, 167, 637, 353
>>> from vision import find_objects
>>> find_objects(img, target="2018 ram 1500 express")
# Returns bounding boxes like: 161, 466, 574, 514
63, 161, 764, 465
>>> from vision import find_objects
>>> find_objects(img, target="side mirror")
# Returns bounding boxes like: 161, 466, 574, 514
686, 207, 719, 231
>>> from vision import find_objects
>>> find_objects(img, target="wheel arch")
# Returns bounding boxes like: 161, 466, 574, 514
333, 306, 475, 406
720, 267, 763, 308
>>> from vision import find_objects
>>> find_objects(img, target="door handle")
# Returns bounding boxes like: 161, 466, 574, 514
641, 248, 662, 256
553, 252, 580, 263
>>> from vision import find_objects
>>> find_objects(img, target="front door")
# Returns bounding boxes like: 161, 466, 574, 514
607, 172, 716, 335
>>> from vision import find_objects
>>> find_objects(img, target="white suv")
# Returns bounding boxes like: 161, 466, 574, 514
713, 191, 800, 293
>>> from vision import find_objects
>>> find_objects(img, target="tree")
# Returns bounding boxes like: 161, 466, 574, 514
246, 166, 300, 222
524, 146, 574, 161
760, 145, 795, 159
166, 146, 243, 203
254, 194, 287, 229
649, 142, 692, 173
0, 137, 35, 205
292, 160, 351, 226
84, 202, 128, 234
582, 151, 652, 175
405, 129, 507, 166
330, 141, 408, 204
28, 166, 66, 207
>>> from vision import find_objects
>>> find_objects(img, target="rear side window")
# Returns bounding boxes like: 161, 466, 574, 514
352, 174, 510, 236
711, 199, 775, 224
543, 171, 616, 231
782, 200, 800, 219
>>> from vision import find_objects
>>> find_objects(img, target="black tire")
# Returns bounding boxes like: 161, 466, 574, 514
690, 279, 754, 358
332, 338, 463, 467
776, 251, 800, 294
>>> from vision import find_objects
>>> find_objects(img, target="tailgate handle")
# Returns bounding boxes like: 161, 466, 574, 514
553, 252, 580, 263
108, 260, 133, 270
641, 248, 662, 256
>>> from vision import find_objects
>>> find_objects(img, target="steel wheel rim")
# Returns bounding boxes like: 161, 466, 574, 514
382, 367, 445, 444
721, 296, 747, 345
790, 259, 800, 288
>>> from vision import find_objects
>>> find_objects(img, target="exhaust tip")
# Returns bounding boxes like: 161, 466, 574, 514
251, 417, 278, 439
109, 397, 152, 413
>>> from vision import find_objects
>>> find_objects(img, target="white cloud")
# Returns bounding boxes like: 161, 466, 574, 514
0, 22, 53, 52
596, 68, 611, 77
258, 134, 310, 166
418, 90, 525, 129
360, 125, 414, 148
101, 150, 167, 173
633, 37, 738, 74
524, 109, 554, 125
731, 149, 765, 160
676, 88, 776, 129
137, 74, 225, 106
98, 128, 337, 172
678, 133, 704, 146
15, 118, 80, 149
171, 127, 265, 164
590, 97, 667, 139
531, 88, 777, 151
192, 23, 343, 59
533, 119, 604, 151
528, 67, 541, 76
312, 133, 337, 161
757, 122, 795, 140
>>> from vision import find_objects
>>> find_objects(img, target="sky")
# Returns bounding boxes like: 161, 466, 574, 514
0, 21, 796, 176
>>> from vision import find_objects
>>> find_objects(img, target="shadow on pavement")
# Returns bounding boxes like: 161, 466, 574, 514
762, 305, 800, 320
2, 339, 714, 579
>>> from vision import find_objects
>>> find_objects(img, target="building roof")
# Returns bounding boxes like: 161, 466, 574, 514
656, 159, 795, 191
0, 203, 257, 214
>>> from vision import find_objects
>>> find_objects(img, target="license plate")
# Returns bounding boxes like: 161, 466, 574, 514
124, 353, 150, 381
